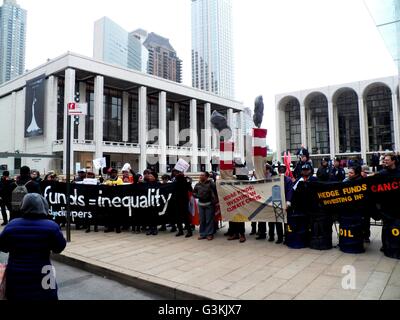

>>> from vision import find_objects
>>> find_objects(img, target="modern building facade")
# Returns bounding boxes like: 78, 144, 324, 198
241, 107, 253, 136
143, 32, 182, 83
94, 17, 142, 72
191, 0, 235, 99
130, 29, 149, 74
276, 76, 400, 166
0, 52, 245, 175
365, 0, 400, 70
0, 0, 27, 85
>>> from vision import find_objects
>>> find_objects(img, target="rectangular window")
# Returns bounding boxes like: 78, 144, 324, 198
103, 88, 122, 142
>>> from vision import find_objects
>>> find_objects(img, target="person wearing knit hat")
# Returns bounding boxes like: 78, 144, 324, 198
0, 193, 66, 300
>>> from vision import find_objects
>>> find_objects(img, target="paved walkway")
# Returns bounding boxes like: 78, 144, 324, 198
44, 224, 400, 300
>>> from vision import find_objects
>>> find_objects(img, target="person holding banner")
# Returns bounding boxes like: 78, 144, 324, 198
174, 173, 193, 238
104, 168, 123, 233
377, 153, 400, 177
287, 163, 317, 249
144, 171, 161, 236
376, 153, 400, 257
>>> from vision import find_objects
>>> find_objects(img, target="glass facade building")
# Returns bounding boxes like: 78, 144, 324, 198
365, 0, 400, 69
93, 17, 142, 72
191, 0, 235, 99
0, 0, 26, 85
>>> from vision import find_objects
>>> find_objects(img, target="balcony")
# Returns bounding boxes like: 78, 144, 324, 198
52, 139, 96, 153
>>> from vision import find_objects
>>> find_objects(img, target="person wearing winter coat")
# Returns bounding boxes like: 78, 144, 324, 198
193, 172, 217, 241
0, 193, 66, 300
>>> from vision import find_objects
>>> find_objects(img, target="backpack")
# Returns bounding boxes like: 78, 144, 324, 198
11, 181, 30, 211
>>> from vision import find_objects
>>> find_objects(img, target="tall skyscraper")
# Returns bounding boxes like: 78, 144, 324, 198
142, 32, 182, 83
191, 0, 235, 99
0, 0, 27, 85
94, 17, 142, 71
365, 0, 400, 70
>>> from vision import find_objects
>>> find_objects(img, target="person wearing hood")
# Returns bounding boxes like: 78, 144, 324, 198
0, 194, 66, 300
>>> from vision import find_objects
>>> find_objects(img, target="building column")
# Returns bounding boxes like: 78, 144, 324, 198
94, 75, 104, 161
328, 101, 335, 158
172, 103, 180, 146
358, 98, 367, 162
139, 86, 148, 173
190, 99, 198, 172
212, 129, 218, 150
78, 82, 87, 142
159, 91, 167, 173
392, 93, 400, 152
63, 69, 75, 175
300, 102, 307, 147
227, 108, 234, 138
204, 103, 212, 172
275, 105, 282, 161
122, 92, 129, 142
238, 111, 245, 161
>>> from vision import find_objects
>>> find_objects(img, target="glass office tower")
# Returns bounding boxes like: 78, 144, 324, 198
0, 0, 27, 85
191, 0, 235, 99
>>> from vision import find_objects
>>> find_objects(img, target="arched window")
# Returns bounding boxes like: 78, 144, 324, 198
335, 90, 360, 153
365, 85, 394, 151
306, 94, 330, 154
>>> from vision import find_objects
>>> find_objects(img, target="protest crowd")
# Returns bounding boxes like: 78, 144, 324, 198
0, 148, 400, 256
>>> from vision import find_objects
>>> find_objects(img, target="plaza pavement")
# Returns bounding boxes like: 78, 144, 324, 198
44, 224, 400, 300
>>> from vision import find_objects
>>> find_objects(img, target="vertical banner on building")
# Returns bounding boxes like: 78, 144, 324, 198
25, 74, 46, 138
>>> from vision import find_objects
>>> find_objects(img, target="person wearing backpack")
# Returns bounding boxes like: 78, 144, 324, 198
10, 166, 41, 221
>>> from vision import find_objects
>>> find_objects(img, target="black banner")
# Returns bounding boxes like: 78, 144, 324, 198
307, 175, 400, 220
25, 74, 45, 138
41, 181, 176, 225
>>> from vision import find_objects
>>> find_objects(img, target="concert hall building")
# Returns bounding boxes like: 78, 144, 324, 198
275, 76, 400, 166
0, 52, 244, 175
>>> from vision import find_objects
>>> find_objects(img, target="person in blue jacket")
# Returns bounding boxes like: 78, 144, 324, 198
0, 193, 66, 300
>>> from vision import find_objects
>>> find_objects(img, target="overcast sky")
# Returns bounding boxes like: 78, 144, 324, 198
17, 0, 398, 149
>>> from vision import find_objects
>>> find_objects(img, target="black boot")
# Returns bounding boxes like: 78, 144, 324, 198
256, 234, 266, 240
250, 222, 257, 235
185, 231, 193, 238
